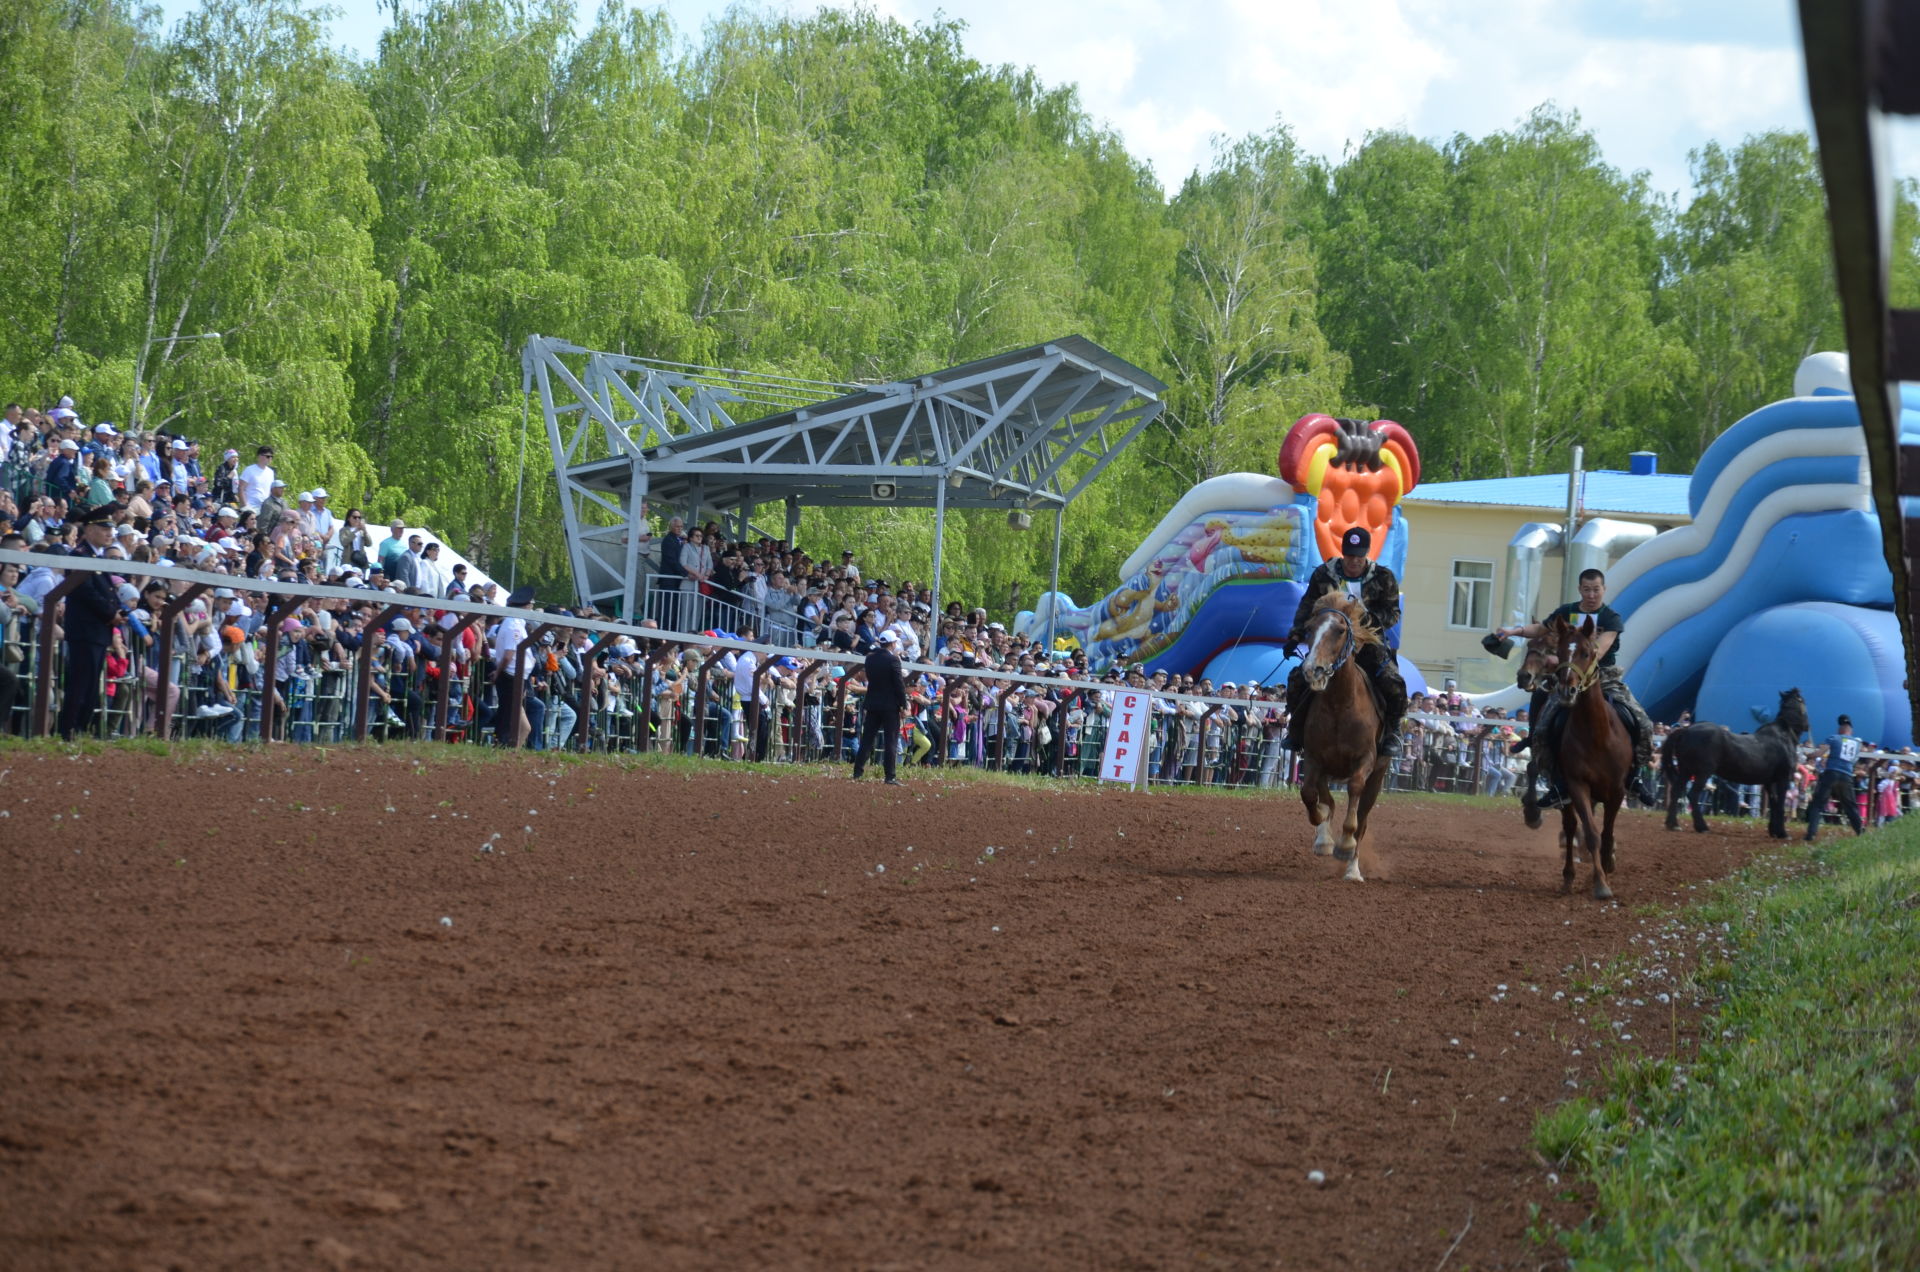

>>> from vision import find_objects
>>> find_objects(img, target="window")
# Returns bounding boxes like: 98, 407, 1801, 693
1449, 559, 1493, 629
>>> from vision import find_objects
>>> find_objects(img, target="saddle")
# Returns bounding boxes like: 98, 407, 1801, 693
1535, 696, 1639, 757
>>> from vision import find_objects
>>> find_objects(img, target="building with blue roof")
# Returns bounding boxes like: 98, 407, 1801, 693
1397, 452, 1694, 693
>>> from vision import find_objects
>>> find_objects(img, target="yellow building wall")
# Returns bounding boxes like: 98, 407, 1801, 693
1397, 502, 1684, 694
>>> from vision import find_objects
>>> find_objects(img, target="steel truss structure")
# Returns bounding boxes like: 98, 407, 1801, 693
525, 334, 1166, 620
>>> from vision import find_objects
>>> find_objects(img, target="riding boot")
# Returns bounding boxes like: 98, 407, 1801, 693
1509, 734, 1531, 756
1533, 739, 1567, 808
1377, 713, 1404, 758
1283, 693, 1311, 752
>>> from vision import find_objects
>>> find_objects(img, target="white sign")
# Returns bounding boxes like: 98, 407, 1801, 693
1100, 691, 1150, 785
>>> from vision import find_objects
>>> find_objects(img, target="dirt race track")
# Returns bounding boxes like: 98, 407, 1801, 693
0, 747, 1774, 1270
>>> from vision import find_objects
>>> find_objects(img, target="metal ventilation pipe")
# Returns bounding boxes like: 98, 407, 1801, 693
1567, 517, 1658, 585
1561, 444, 1583, 603
1500, 523, 1565, 629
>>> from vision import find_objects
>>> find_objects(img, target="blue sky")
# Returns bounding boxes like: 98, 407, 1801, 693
158, 0, 1917, 199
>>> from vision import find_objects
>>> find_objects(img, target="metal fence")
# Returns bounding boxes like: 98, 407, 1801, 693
11, 547, 1890, 814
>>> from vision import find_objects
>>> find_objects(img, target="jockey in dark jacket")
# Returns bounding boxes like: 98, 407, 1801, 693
1284, 525, 1409, 757
1494, 567, 1659, 807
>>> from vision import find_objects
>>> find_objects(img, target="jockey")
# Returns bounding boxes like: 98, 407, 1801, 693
1494, 567, 1658, 807
1283, 525, 1409, 757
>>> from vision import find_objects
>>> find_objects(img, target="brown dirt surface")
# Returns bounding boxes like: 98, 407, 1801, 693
0, 746, 1775, 1270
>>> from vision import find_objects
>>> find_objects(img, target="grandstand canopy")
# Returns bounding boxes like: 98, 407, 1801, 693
525, 334, 1166, 619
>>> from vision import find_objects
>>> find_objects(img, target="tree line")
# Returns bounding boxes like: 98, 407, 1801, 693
4, 0, 1916, 609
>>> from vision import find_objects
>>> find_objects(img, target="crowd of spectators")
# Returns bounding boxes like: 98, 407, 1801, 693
4, 394, 1917, 820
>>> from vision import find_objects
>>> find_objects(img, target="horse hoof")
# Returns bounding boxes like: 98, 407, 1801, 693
1593, 885, 1614, 902
1523, 806, 1543, 830
1333, 846, 1356, 863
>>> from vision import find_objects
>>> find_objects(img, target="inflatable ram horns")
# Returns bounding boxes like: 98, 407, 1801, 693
1277, 414, 1421, 563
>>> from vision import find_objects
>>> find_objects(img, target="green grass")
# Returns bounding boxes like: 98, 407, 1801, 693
1533, 817, 1920, 1269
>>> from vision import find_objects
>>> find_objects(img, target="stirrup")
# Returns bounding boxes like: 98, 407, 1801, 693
1377, 731, 1401, 758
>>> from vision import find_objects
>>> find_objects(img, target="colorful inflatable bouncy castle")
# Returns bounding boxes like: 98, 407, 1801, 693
1016, 415, 1429, 691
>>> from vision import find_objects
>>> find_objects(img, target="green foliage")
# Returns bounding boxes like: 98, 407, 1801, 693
1532, 821, 1920, 1268
3, 1, 1918, 608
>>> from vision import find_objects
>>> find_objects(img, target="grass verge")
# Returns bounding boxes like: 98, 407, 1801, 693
1533, 816, 1920, 1268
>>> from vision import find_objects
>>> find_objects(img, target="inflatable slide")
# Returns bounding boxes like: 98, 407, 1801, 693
1016, 415, 1431, 693
1611, 353, 1920, 746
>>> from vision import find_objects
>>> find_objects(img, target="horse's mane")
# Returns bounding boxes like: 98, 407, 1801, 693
1309, 591, 1383, 647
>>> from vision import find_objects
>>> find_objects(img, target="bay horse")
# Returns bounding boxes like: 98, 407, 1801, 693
1540, 613, 1630, 900
1295, 593, 1388, 882
1662, 688, 1808, 838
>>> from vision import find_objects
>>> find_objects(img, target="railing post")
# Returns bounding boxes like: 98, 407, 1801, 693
693, 646, 728, 758
254, 594, 305, 743
831, 666, 855, 763
432, 614, 483, 742
352, 604, 407, 743
151, 584, 211, 741
747, 654, 772, 762
506, 623, 555, 749
575, 632, 619, 751
29, 573, 87, 739
993, 681, 1019, 771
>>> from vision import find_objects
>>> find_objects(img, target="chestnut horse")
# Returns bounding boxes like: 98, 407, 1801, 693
1537, 613, 1630, 900
1295, 593, 1388, 882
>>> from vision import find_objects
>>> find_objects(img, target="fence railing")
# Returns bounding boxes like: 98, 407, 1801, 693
10, 547, 1887, 814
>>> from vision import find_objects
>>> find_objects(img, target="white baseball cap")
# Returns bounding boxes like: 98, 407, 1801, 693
310, 487, 328, 499
878, 630, 900, 645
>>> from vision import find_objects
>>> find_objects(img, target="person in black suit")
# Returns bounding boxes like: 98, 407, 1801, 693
59, 501, 125, 741
851, 629, 909, 784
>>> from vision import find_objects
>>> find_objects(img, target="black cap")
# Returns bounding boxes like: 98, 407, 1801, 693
75, 501, 125, 526
506, 585, 537, 606
1341, 525, 1371, 556
1838, 714, 1852, 727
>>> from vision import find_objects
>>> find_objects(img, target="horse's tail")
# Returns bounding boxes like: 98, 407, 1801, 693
1660, 726, 1686, 778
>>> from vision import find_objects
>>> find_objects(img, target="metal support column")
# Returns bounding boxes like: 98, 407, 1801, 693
1044, 503, 1065, 654
929, 477, 947, 639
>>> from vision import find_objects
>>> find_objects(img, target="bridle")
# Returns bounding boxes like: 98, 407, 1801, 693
1556, 633, 1603, 699
1304, 606, 1357, 681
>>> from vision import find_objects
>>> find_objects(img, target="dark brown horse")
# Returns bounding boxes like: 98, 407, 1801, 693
1512, 630, 1560, 804
1295, 593, 1388, 882
1540, 613, 1630, 900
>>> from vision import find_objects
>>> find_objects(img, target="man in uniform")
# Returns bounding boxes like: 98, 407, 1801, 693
1494, 567, 1658, 807
58, 501, 126, 741
851, 629, 908, 785
1282, 525, 1408, 757
1804, 713, 1866, 841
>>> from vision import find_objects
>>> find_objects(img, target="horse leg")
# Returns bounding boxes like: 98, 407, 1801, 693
1664, 769, 1683, 831
1593, 796, 1619, 898
1301, 768, 1336, 857
1689, 776, 1710, 834
1334, 758, 1372, 878
1570, 784, 1612, 901
1523, 756, 1544, 830
1559, 804, 1578, 894
1766, 778, 1789, 839
1345, 760, 1390, 884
